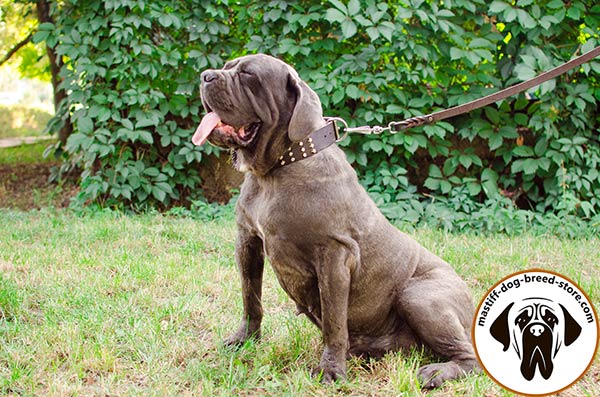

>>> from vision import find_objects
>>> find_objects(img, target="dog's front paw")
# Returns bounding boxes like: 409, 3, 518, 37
224, 323, 261, 347
311, 348, 347, 383
311, 363, 347, 383
417, 362, 463, 389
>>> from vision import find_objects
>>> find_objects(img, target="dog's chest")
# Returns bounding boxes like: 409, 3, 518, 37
242, 184, 321, 305
243, 181, 311, 243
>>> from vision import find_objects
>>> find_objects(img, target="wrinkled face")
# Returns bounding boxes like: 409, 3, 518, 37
192, 54, 324, 174
491, 298, 583, 381
509, 299, 559, 380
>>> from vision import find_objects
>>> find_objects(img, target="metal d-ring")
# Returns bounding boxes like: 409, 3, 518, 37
324, 117, 349, 142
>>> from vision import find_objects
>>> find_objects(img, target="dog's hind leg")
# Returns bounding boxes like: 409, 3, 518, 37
398, 268, 480, 389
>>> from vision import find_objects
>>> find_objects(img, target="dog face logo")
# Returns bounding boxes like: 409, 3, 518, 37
473, 270, 598, 395
490, 298, 582, 381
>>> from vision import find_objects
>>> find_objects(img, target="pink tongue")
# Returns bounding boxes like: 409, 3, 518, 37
192, 112, 221, 146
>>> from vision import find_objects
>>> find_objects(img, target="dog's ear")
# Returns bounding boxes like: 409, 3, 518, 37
490, 302, 514, 351
287, 70, 324, 142
560, 304, 582, 346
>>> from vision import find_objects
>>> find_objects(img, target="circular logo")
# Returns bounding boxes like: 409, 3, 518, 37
472, 269, 599, 396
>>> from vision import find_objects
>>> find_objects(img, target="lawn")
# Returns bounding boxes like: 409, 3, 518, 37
0, 209, 598, 396
0, 142, 76, 210
0, 105, 53, 139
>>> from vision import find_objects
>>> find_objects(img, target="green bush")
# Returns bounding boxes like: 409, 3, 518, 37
40, 0, 600, 219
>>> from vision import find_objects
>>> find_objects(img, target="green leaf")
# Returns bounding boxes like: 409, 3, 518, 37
144, 167, 160, 177
443, 159, 457, 176
514, 64, 536, 81
567, 5, 581, 19
379, 22, 395, 41
329, 0, 347, 13
482, 168, 498, 183
386, 104, 404, 114
341, 19, 357, 39
489, 1, 510, 13
366, 27, 379, 41
511, 159, 525, 173
522, 158, 538, 174
65, 132, 91, 152
547, 0, 564, 8
481, 169, 499, 197
440, 180, 452, 194
467, 182, 482, 196
79, 117, 94, 134
135, 113, 160, 128
346, 84, 361, 99
517, 9, 536, 28
488, 134, 503, 151
424, 177, 440, 190
121, 118, 134, 130
325, 8, 346, 24
138, 130, 154, 144
450, 47, 464, 60
484, 107, 500, 124
332, 88, 344, 104
152, 185, 167, 202
33, 30, 51, 44
369, 140, 383, 152
429, 164, 443, 178
513, 146, 533, 157
459, 155, 473, 169
534, 138, 548, 156
504, 7, 518, 22
347, 0, 360, 16
32, 22, 54, 43
158, 14, 173, 27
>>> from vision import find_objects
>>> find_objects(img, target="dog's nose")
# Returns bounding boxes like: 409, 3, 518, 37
530, 324, 544, 337
202, 70, 218, 84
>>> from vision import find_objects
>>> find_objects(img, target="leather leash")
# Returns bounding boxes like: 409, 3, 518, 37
384, 45, 600, 132
275, 45, 600, 169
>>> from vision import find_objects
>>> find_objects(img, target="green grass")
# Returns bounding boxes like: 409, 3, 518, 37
0, 105, 53, 139
0, 209, 598, 396
0, 141, 56, 165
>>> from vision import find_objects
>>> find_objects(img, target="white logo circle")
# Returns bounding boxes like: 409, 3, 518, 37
472, 269, 598, 396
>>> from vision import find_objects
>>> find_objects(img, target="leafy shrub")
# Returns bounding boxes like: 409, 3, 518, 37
39, 0, 600, 221
36, 1, 233, 208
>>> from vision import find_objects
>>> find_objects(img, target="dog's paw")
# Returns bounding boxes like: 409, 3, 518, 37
417, 362, 462, 389
312, 350, 346, 383
311, 363, 347, 383
311, 346, 348, 383
224, 326, 261, 347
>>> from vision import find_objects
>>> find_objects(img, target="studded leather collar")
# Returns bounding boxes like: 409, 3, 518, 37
273, 122, 339, 169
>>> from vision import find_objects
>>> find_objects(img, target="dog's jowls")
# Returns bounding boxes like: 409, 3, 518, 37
193, 54, 480, 387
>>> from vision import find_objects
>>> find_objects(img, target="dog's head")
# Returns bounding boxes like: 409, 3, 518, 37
490, 298, 582, 380
192, 54, 325, 174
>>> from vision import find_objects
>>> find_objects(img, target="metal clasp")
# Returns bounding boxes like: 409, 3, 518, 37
324, 116, 393, 141
324, 117, 349, 142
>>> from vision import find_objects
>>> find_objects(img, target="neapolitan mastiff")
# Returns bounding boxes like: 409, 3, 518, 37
192, 54, 480, 388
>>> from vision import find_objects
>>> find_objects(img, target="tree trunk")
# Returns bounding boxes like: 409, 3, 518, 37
36, 0, 72, 145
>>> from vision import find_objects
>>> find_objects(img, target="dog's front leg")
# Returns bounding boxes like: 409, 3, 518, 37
225, 228, 264, 346
313, 246, 352, 383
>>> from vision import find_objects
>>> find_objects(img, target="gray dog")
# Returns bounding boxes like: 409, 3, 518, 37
192, 54, 480, 388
